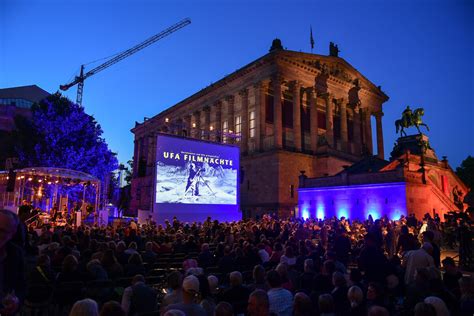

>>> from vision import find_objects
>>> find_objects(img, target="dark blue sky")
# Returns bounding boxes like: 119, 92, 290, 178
1, 0, 472, 168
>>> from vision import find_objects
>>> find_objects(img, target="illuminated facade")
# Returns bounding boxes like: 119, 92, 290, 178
299, 183, 408, 221
131, 40, 389, 218
298, 135, 470, 221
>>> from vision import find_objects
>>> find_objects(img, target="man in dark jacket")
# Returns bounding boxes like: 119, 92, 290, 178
357, 233, 388, 284
121, 274, 157, 316
220, 271, 251, 315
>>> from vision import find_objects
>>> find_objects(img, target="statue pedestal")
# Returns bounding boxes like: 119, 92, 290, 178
390, 134, 438, 162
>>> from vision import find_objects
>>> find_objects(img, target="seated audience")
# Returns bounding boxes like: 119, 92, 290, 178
165, 275, 207, 316
293, 292, 313, 316
69, 298, 99, 316
124, 253, 146, 277
121, 274, 157, 316
247, 289, 270, 316
214, 302, 233, 316
267, 270, 293, 316
220, 271, 251, 315
9, 211, 473, 316
318, 293, 335, 316
100, 301, 126, 316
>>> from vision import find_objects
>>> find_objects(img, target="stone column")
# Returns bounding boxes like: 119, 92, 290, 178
324, 93, 334, 147
239, 88, 249, 153
272, 75, 283, 149
184, 115, 192, 137
363, 108, 373, 154
375, 111, 384, 159
290, 81, 302, 151
192, 111, 200, 139
146, 134, 155, 176
308, 88, 318, 153
214, 101, 222, 142
223, 95, 234, 143
209, 105, 216, 141
340, 97, 348, 151
254, 81, 267, 152
203, 106, 211, 140
175, 118, 183, 136
133, 139, 139, 176
352, 107, 362, 155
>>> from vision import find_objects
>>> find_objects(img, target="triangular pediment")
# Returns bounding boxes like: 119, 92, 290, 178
277, 51, 388, 99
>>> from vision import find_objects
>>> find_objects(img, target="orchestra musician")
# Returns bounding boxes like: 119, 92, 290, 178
51, 207, 60, 221
61, 205, 69, 222
18, 200, 33, 223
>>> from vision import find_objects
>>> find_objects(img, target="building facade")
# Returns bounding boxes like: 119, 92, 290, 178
131, 41, 389, 218
0, 85, 50, 169
0, 85, 50, 132
298, 135, 470, 221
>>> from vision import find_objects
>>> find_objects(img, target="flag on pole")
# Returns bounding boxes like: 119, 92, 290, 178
310, 26, 315, 51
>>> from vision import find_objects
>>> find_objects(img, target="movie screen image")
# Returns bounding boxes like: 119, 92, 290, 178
155, 134, 238, 205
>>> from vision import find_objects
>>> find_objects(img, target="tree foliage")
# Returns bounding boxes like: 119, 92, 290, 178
117, 160, 133, 213
124, 159, 133, 185
456, 155, 474, 189
14, 93, 118, 180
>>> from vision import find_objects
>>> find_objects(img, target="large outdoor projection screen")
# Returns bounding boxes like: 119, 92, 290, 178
153, 133, 241, 223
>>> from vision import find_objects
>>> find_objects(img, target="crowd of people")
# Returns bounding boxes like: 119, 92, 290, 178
1, 208, 473, 316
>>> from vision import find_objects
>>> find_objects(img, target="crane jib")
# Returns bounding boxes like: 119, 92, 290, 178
59, 18, 191, 105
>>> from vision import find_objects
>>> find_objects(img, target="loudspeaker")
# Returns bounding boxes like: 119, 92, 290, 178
6, 169, 16, 192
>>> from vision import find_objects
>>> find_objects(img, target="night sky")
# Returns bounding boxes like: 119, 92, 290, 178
1, 0, 472, 168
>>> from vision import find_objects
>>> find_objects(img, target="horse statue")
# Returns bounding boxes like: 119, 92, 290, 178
395, 106, 430, 137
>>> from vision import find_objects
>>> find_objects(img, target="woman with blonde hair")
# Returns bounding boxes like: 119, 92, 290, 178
347, 285, 366, 316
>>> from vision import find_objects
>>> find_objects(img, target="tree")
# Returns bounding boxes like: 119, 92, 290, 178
456, 155, 474, 189
123, 159, 133, 185
118, 159, 133, 215
14, 93, 118, 181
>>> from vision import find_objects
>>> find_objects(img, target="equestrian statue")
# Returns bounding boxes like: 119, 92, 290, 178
395, 106, 430, 137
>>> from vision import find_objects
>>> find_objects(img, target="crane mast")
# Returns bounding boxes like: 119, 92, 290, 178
60, 18, 191, 105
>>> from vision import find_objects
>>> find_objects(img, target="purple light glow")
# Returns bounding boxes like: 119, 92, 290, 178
298, 182, 407, 221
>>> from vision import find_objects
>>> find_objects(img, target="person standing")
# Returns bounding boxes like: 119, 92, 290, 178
402, 242, 435, 285
121, 275, 157, 316
0, 209, 25, 316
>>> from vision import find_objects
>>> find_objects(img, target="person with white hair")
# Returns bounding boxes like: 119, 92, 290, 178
69, 298, 99, 316
165, 275, 206, 316
402, 242, 434, 284
347, 285, 366, 316
163, 310, 186, 316
198, 243, 213, 268
207, 275, 219, 296
220, 271, 251, 315
424, 296, 450, 316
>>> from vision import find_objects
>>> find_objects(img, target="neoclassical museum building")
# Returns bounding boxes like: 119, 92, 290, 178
130, 40, 389, 218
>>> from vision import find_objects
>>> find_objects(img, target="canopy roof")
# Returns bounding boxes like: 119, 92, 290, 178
0, 167, 99, 183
